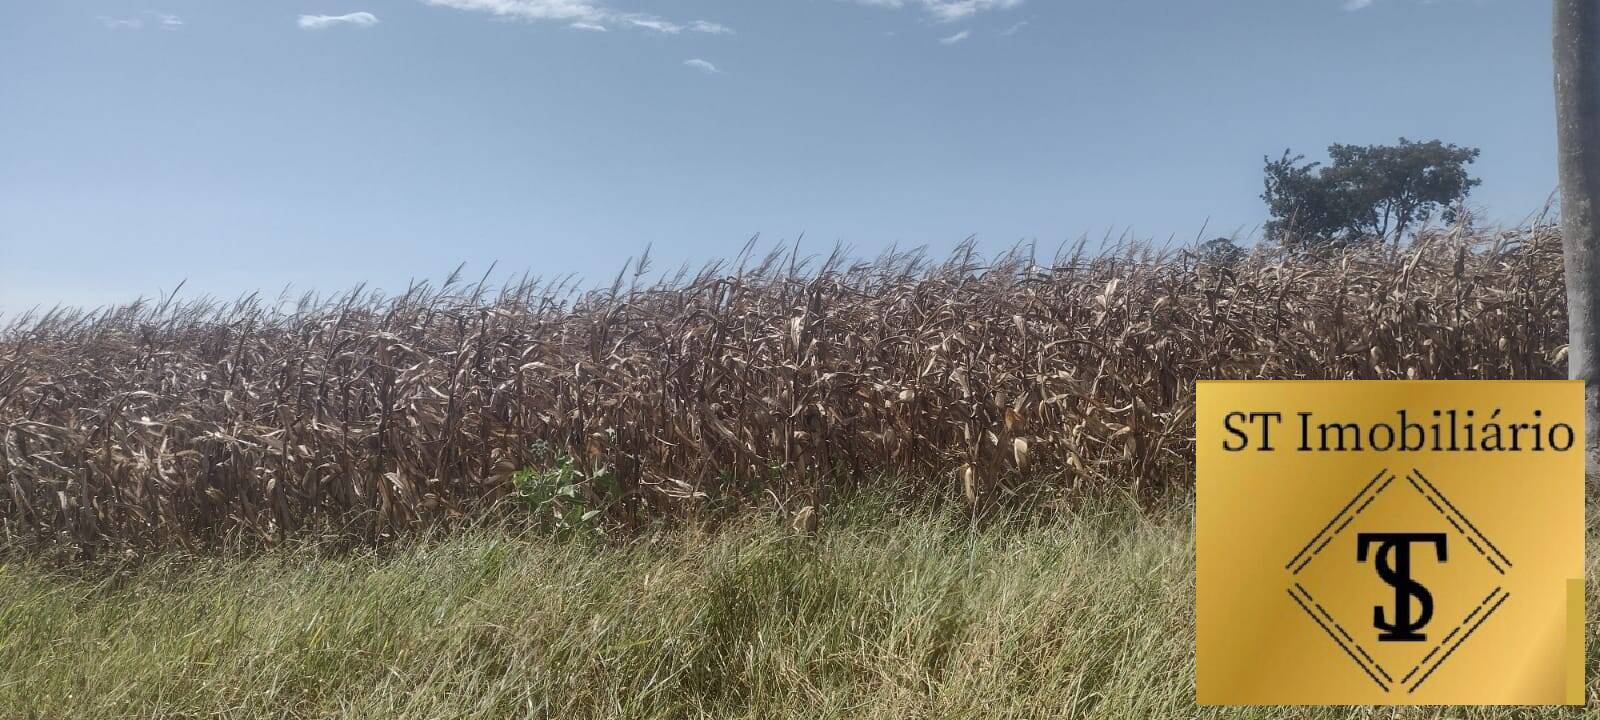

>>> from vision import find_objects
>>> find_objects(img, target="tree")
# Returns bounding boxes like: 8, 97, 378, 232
1195, 237, 1245, 267
1262, 138, 1481, 247
1554, 0, 1600, 477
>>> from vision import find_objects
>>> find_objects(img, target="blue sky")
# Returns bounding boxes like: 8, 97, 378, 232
0, 0, 1553, 311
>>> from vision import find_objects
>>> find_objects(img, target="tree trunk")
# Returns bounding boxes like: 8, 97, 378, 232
1554, 0, 1600, 480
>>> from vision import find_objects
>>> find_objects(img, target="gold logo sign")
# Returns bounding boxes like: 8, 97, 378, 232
1196, 381, 1585, 705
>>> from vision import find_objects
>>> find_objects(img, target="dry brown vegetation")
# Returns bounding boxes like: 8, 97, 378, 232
0, 227, 1570, 554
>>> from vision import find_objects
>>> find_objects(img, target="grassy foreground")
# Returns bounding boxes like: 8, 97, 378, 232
1, 501, 1594, 719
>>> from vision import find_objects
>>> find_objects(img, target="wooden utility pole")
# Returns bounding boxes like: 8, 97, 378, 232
1554, 0, 1600, 478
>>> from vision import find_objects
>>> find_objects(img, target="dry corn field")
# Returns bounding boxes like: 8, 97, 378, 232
0, 228, 1571, 555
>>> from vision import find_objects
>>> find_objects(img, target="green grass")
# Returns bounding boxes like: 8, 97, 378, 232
0, 499, 1593, 719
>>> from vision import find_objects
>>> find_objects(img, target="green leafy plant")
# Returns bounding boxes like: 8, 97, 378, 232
511, 449, 609, 538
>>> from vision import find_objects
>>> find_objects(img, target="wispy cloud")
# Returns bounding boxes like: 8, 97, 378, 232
684, 58, 721, 74
621, 16, 729, 34
1000, 19, 1028, 36
299, 12, 380, 29
1342, 0, 1376, 9
687, 20, 733, 35
98, 16, 144, 29
852, 0, 1024, 23
97, 12, 184, 30
419, 0, 596, 22
939, 29, 971, 44
420, 0, 732, 35
620, 16, 675, 32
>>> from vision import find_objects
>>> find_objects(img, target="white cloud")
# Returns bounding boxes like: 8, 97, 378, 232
420, 0, 731, 34
684, 58, 721, 74
939, 29, 971, 44
1342, 0, 1475, 10
621, 16, 679, 32
420, 0, 600, 21
98, 16, 144, 29
852, 0, 1024, 23
688, 20, 733, 35
298, 12, 380, 29
96, 11, 183, 30
597, 13, 732, 34
1000, 19, 1028, 36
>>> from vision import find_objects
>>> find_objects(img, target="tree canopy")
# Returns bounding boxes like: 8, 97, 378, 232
1262, 138, 1481, 246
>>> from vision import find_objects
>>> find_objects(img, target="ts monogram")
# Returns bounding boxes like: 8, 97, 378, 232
1281, 470, 1514, 695
1358, 532, 1445, 642
1197, 381, 1584, 706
